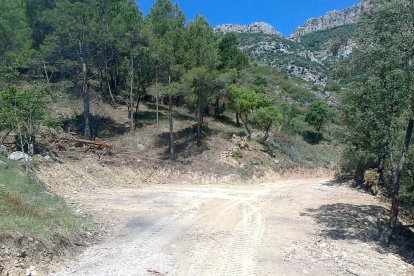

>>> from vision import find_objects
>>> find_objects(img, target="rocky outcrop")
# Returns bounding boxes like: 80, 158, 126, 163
290, 0, 373, 40
214, 22, 282, 36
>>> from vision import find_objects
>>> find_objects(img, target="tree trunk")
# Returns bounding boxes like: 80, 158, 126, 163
214, 97, 219, 118
130, 54, 134, 132
378, 154, 388, 187
197, 96, 202, 146
236, 112, 240, 127
135, 94, 142, 116
261, 127, 271, 143
381, 114, 414, 245
154, 75, 160, 129
156, 92, 159, 129
43, 61, 50, 85
105, 59, 116, 108
168, 75, 174, 160
79, 39, 91, 139
239, 113, 251, 136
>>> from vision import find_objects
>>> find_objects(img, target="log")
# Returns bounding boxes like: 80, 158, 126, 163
63, 137, 113, 149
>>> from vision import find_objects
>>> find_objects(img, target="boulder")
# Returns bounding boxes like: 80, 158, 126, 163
0, 145, 8, 157
8, 151, 32, 162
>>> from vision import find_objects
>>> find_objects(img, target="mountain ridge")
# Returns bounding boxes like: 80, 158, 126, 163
214, 21, 282, 36
214, 1, 373, 39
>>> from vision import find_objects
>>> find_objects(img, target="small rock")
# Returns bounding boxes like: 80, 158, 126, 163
26, 265, 37, 276
40, 191, 55, 197
17, 251, 26, 258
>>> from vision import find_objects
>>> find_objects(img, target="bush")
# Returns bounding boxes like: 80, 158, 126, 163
326, 81, 341, 92
364, 169, 380, 195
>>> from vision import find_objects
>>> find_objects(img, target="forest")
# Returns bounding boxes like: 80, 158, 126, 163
1, 0, 414, 273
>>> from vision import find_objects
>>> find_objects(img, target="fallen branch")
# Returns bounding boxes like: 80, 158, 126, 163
63, 137, 113, 149
346, 268, 360, 276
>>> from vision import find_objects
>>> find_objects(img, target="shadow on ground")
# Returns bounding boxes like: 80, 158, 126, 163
62, 114, 129, 138
302, 201, 414, 264
156, 125, 215, 159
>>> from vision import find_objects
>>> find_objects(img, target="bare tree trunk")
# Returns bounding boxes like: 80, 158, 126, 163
168, 75, 174, 160
43, 63, 50, 84
130, 54, 134, 132
239, 113, 251, 136
105, 59, 116, 108
79, 39, 91, 139
236, 112, 240, 127
135, 93, 143, 118
197, 96, 202, 146
381, 114, 414, 245
156, 76, 159, 129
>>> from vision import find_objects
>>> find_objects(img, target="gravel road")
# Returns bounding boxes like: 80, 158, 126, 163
49, 178, 414, 276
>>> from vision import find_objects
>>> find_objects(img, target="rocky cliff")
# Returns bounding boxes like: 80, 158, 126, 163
214, 22, 282, 36
290, 0, 373, 40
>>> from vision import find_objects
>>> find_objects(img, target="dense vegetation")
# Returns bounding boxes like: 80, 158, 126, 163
0, 0, 330, 159
339, 0, 414, 244
300, 24, 357, 53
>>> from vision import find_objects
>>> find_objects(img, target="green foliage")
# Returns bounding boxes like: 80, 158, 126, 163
325, 81, 341, 92
228, 84, 274, 135
340, 0, 414, 233
252, 106, 283, 142
232, 148, 243, 158
305, 101, 333, 134
218, 33, 249, 70
0, 85, 46, 131
0, 0, 34, 68
184, 16, 218, 70
280, 79, 316, 103
300, 24, 357, 52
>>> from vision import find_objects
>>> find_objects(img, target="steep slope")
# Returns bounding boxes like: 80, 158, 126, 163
214, 1, 375, 83
237, 33, 329, 83
290, 0, 373, 41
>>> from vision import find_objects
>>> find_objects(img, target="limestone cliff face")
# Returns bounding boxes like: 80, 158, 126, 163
214, 22, 282, 36
290, 0, 373, 40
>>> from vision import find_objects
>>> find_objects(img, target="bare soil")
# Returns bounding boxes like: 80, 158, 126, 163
35, 160, 413, 276
3, 99, 413, 275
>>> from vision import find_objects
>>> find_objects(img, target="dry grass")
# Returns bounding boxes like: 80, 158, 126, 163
0, 160, 89, 245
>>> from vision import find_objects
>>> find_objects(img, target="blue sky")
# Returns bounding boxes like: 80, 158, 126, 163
136, 0, 360, 36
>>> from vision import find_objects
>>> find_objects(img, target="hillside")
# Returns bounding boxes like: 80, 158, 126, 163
290, 0, 373, 40
1, 0, 414, 275
214, 0, 373, 83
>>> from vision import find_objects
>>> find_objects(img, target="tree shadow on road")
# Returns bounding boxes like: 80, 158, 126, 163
301, 203, 414, 264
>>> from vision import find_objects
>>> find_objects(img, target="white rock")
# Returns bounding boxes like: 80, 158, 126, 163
215, 21, 282, 37
290, 0, 374, 40
8, 151, 32, 162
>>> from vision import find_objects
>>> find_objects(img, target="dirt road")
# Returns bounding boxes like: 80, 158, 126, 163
48, 179, 413, 275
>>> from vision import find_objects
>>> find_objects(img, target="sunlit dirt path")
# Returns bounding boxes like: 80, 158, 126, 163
49, 178, 413, 276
